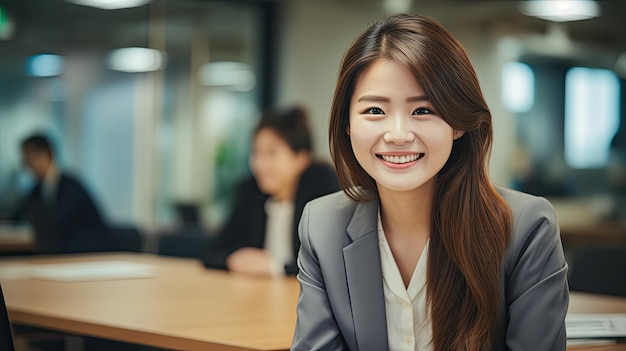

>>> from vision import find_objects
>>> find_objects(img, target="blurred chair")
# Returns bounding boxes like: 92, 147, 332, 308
1, 283, 15, 351
157, 232, 213, 259
108, 225, 144, 252
174, 203, 201, 230
569, 245, 626, 297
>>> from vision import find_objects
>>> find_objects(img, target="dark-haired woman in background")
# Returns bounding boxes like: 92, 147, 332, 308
203, 107, 339, 277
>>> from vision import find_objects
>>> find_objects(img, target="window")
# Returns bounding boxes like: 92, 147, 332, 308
502, 61, 535, 113
565, 67, 620, 169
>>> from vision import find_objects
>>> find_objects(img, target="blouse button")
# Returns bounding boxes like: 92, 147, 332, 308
404, 336, 414, 345
402, 302, 411, 309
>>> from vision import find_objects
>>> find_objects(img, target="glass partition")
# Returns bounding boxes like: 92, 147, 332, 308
0, 0, 268, 232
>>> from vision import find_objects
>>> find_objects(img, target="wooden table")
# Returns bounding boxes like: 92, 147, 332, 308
0, 253, 298, 351
1, 253, 625, 351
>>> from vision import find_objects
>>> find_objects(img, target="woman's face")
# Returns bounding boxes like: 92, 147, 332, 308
250, 128, 309, 200
348, 59, 461, 197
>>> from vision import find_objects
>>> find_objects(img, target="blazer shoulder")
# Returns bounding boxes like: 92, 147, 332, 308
302, 162, 336, 177
497, 187, 558, 233
298, 163, 339, 191
60, 173, 84, 187
59, 172, 98, 194
305, 190, 358, 217
308, 190, 359, 212
300, 191, 360, 245
233, 176, 268, 203
58, 173, 95, 198
497, 187, 561, 268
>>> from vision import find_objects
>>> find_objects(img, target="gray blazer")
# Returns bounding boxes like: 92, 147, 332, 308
292, 188, 569, 351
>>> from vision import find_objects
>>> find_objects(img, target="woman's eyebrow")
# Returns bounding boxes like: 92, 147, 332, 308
356, 95, 389, 102
356, 95, 430, 103
407, 95, 429, 102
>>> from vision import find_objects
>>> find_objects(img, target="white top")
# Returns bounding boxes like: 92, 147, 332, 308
263, 199, 295, 276
42, 167, 60, 207
378, 213, 432, 351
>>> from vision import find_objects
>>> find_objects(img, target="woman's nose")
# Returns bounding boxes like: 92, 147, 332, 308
383, 115, 414, 144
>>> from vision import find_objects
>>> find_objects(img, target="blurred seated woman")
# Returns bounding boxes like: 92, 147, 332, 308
202, 106, 340, 277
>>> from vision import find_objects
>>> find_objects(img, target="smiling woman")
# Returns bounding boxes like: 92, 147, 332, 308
348, 59, 461, 195
292, 13, 569, 351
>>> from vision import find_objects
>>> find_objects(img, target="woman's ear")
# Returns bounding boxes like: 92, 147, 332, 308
346, 126, 350, 135
453, 130, 465, 140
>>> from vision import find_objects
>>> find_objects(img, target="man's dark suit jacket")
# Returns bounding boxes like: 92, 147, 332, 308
10, 173, 111, 254
202, 163, 340, 275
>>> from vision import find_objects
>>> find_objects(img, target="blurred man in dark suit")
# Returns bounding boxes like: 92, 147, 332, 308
4, 134, 110, 253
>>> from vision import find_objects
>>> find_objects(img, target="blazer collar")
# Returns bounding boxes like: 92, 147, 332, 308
346, 199, 378, 241
343, 200, 389, 351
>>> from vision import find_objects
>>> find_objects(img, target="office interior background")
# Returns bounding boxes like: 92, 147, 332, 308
0, 0, 625, 234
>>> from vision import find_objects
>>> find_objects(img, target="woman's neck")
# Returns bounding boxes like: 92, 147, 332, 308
272, 181, 297, 203
378, 185, 433, 240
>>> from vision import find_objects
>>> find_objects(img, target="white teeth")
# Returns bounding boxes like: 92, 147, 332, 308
381, 154, 421, 164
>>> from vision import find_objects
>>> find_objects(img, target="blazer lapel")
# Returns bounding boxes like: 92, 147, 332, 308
343, 200, 389, 351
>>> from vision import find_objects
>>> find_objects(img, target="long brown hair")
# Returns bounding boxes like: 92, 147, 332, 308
329, 14, 512, 350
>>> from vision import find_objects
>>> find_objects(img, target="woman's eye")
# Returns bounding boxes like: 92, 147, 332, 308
412, 107, 433, 115
366, 107, 384, 115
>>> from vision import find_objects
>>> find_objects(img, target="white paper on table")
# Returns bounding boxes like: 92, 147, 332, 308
29, 260, 156, 282
0, 263, 35, 280
566, 313, 626, 339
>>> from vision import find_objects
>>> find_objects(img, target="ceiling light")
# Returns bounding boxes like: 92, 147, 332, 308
520, 0, 599, 22
383, 0, 412, 13
26, 54, 64, 77
198, 62, 256, 92
107, 47, 165, 73
66, 0, 150, 10
501, 62, 535, 113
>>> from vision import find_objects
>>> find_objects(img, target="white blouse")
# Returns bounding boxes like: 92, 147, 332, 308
378, 213, 433, 351
42, 167, 60, 206
263, 199, 295, 276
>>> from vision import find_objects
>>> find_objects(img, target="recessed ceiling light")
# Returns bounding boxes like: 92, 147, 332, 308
520, 0, 599, 22
66, 0, 151, 10
383, 0, 412, 13
26, 54, 64, 77
198, 62, 256, 92
108, 47, 165, 73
